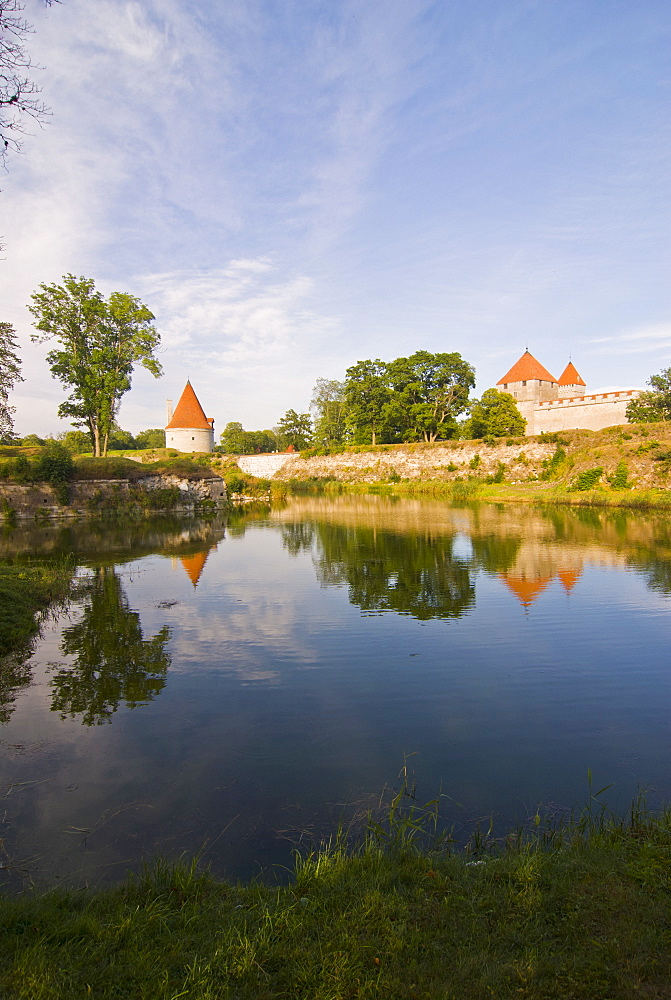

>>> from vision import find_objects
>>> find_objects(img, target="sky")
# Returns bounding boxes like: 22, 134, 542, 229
2, 0, 670, 437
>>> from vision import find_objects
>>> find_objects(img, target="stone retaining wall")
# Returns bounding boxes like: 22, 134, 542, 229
0, 474, 227, 520
272, 442, 555, 482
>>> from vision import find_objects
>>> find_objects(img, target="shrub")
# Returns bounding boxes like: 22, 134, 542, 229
608, 461, 631, 489
33, 441, 75, 485
570, 467, 603, 491
469, 454, 481, 469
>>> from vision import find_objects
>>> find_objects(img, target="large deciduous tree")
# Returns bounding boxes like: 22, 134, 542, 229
344, 359, 390, 445
276, 409, 312, 451
311, 378, 347, 448
0, 320, 23, 440
385, 350, 475, 442
465, 388, 526, 438
626, 368, 671, 423
29, 275, 162, 457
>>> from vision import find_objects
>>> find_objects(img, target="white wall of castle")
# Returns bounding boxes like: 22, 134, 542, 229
518, 391, 639, 435
166, 428, 214, 453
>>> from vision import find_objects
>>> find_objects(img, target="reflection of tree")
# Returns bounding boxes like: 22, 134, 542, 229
281, 523, 315, 557
0, 650, 32, 724
470, 534, 522, 574
312, 523, 475, 620
50, 567, 171, 726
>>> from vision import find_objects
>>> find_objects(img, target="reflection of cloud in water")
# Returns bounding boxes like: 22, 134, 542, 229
161, 580, 321, 683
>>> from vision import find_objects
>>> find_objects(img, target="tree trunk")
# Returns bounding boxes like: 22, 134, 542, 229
371, 428, 376, 446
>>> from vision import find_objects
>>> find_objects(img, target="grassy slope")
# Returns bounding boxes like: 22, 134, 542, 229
0, 560, 72, 655
1, 810, 670, 1000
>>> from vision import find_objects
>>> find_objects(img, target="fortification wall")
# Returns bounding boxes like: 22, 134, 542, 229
236, 454, 301, 478
527, 391, 639, 435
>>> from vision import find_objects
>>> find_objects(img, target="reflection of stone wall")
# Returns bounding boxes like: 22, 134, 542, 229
0, 474, 227, 520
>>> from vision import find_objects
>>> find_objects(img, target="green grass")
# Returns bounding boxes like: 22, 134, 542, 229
73, 456, 220, 481
0, 559, 73, 655
0, 791, 669, 999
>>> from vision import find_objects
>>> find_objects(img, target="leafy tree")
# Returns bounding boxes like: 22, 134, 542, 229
219, 421, 277, 454
626, 368, 671, 422
0, 0, 57, 167
344, 359, 390, 445
276, 409, 312, 450
385, 350, 475, 442
0, 321, 23, 440
107, 426, 137, 450
29, 275, 162, 457
50, 566, 171, 726
58, 429, 92, 454
465, 388, 526, 439
311, 378, 348, 448
19, 432, 44, 447
135, 428, 166, 449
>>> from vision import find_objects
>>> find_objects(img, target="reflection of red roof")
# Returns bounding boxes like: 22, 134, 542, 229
180, 551, 209, 588
501, 573, 552, 607
558, 362, 586, 387
166, 382, 212, 430
557, 569, 581, 593
497, 351, 557, 385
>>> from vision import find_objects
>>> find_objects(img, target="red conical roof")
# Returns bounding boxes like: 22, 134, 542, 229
500, 573, 552, 608
557, 362, 586, 387
497, 351, 557, 385
166, 382, 212, 430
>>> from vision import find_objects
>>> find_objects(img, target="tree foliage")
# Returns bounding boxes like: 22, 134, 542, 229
0, 0, 57, 166
29, 275, 162, 457
276, 409, 312, 451
0, 320, 23, 440
465, 388, 526, 439
344, 359, 390, 446
626, 368, 671, 423
345, 351, 475, 445
311, 378, 347, 448
219, 421, 277, 454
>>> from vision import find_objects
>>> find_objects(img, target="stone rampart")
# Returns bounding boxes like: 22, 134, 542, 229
272, 441, 554, 483
528, 391, 639, 435
236, 454, 302, 478
0, 474, 226, 520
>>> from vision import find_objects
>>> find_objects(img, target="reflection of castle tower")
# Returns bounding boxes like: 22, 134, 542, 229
501, 565, 582, 610
180, 551, 210, 588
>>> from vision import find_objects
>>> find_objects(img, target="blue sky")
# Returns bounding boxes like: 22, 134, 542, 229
3, 0, 670, 436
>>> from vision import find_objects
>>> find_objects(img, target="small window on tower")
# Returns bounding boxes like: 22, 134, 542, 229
522, 380, 527, 387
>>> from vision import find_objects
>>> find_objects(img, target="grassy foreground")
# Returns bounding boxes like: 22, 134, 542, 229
1, 799, 670, 999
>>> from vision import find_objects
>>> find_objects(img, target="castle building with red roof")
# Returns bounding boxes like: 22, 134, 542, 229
165, 382, 215, 453
496, 351, 639, 435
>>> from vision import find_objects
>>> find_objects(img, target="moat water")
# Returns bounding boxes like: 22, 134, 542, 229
1, 496, 670, 887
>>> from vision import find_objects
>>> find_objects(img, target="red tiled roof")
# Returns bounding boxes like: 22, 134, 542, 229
557, 569, 581, 593
166, 382, 212, 430
497, 351, 557, 385
557, 362, 586, 387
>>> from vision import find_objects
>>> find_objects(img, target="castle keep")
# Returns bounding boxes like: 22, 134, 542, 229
497, 351, 640, 436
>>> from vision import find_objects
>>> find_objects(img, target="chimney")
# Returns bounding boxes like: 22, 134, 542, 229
166, 399, 173, 425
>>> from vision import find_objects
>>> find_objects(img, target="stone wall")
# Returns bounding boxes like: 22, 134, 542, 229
272, 441, 555, 483
0, 474, 226, 520
237, 454, 302, 478
528, 391, 639, 435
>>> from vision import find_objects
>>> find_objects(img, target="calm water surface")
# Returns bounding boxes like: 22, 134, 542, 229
1, 496, 670, 886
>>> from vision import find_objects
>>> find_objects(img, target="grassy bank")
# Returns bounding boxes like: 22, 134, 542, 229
1, 793, 669, 999
0, 558, 73, 655
285, 476, 671, 511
